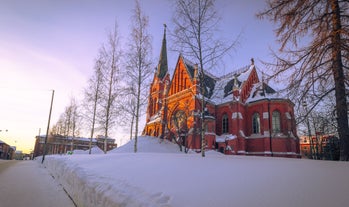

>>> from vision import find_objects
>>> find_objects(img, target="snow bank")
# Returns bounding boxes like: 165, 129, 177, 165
110, 136, 181, 154
42, 136, 177, 207
41, 136, 349, 207
42, 154, 171, 207
73, 146, 104, 154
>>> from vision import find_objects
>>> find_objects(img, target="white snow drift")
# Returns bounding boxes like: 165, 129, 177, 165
40, 136, 349, 207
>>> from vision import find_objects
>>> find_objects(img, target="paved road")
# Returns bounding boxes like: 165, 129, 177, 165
0, 160, 75, 207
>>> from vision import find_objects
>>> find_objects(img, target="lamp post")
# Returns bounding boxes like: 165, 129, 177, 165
302, 101, 313, 159
42, 90, 55, 164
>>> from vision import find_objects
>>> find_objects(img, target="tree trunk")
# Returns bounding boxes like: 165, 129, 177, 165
134, 73, 141, 153
130, 113, 135, 141
104, 66, 114, 154
330, 0, 349, 161
89, 97, 98, 155
200, 76, 205, 157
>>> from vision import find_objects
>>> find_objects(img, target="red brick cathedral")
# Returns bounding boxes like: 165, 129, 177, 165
144, 26, 300, 158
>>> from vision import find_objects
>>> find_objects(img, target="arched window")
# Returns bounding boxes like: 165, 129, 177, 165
252, 113, 260, 134
222, 114, 229, 134
172, 110, 187, 131
272, 111, 281, 133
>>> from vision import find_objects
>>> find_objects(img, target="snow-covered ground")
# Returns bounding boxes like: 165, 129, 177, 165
40, 136, 349, 207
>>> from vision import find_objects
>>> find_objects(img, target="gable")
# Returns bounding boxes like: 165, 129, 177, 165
168, 56, 195, 96
239, 66, 260, 102
181, 56, 216, 99
167, 55, 263, 104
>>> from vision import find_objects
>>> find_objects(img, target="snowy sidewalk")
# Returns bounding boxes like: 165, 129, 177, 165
0, 160, 75, 207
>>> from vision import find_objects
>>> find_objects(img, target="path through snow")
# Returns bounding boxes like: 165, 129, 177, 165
0, 160, 75, 207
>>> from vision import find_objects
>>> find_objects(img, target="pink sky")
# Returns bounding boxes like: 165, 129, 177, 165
0, 0, 276, 153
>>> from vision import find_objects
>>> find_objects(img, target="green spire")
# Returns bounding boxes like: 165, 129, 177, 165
157, 24, 168, 79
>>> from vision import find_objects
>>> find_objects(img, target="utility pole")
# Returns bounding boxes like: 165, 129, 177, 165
42, 90, 55, 164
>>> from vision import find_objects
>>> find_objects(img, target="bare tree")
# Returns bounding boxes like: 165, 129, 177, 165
125, 0, 153, 153
82, 56, 104, 154
52, 97, 81, 152
257, 0, 349, 161
69, 97, 80, 151
118, 84, 137, 141
172, 0, 238, 157
98, 21, 122, 153
51, 114, 65, 135
59, 98, 80, 138
63, 105, 72, 137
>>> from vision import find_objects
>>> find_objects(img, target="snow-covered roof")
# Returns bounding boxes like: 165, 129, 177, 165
178, 56, 286, 106
245, 82, 285, 103
37, 135, 115, 142
206, 65, 254, 105
209, 73, 235, 105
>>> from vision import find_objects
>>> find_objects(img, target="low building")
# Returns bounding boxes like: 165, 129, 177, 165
33, 134, 117, 157
0, 140, 15, 160
299, 134, 339, 160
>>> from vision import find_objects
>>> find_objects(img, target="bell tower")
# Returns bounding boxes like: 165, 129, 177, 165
144, 24, 169, 137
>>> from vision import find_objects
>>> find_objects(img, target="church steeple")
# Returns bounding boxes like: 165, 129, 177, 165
157, 24, 168, 79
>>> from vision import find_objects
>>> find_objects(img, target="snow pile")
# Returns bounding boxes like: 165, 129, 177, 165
41, 136, 349, 207
110, 136, 182, 154
73, 146, 104, 154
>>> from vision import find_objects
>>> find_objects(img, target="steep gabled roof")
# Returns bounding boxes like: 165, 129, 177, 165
181, 56, 195, 79
181, 56, 217, 98
176, 56, 280, 105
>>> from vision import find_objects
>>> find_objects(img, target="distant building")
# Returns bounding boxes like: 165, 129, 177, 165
33, 134, 117, 157
299, 134, 339, 160
13, 151, 24, 160
143, 26, 300, 158
0, 140, 15, 160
